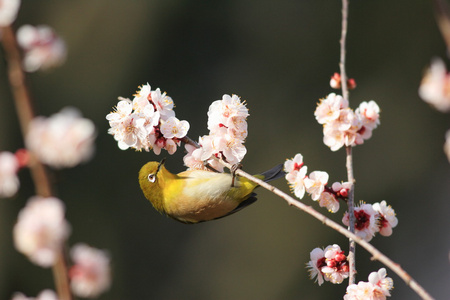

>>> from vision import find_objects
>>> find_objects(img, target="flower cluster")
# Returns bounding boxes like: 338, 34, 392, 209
342, 201, 398, 242
315, 93, 380, 151
12, 196, 111, 298
284, 153, 350, 213
26, 107, 96, 169
344, 268, 393, 300
13, 196, 71, 267
184, 94, 248, 172
0, 0, 20, 27
16, 25, 67, 72
69, 243, 111, 298
306, 244, 349, 286
107, 84, 190, 155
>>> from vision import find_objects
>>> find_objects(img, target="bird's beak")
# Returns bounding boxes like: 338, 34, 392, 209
157, 158, 166, 174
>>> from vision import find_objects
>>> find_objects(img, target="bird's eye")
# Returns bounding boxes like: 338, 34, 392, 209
148, 173, 156, 183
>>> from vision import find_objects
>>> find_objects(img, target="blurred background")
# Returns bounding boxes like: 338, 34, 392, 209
1, 0, 449, 299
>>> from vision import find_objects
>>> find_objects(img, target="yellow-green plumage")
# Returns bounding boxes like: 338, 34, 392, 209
138, 160, 284, 224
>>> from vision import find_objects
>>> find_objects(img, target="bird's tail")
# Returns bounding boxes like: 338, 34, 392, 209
260, 164, 286, 182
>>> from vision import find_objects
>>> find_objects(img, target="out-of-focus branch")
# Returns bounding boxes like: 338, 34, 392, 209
433, 0, 450, 56
1, 25, 73, 300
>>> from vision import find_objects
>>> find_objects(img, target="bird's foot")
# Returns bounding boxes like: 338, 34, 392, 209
231, 163, 243, 187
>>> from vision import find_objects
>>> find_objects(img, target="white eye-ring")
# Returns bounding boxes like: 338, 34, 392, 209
148, 173, 156, 183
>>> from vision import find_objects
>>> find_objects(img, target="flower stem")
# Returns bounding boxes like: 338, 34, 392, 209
339, 0, 357, 285
1, 25, 73, 300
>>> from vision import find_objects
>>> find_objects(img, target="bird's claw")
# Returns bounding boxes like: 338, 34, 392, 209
231, 163, 243, 187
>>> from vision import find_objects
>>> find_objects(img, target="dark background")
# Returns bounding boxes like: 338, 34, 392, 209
1, 1, 449, 299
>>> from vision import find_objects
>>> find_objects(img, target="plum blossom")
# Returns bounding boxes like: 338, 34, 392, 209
321, 244, 349, 284
306, 247, 326, 286
284, 154, 308, 199
11, 289, 58, 300
13, 196, 71, 267
315, 93, 381, 151
0, 151, 20, 198
419, 58, 450, 112
107, 84, 189, 155
160, 116, 190, 139
306, 244, 348, 286
0, 0, 20, 27
184, 94, 248, 171
26, 108, 96, 169
368, 268, 394, 297
16, 25, 66, 72
342, 203, 378, 242
344, 268, 393, 300
317, 191, 339, 213
70, 243, 111, 298
372, 201, 398, 237
304, 171, 329, 201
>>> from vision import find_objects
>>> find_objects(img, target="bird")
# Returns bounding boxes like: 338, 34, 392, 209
138, 159, 285, 224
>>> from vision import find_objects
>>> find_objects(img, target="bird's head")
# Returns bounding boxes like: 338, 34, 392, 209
138, 158, 170, 213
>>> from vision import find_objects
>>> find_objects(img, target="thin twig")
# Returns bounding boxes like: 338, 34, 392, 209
433, 0, 450, 57
217, 159, 435, 300
1, 25, 73, 300
180, 136, 434, 299
339, 0, 357, 285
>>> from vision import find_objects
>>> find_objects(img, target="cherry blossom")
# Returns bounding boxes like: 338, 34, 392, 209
16, 25, 66, 72
13, 196, 71, 267
26, 108, 96, 168
69, 243, 111, 298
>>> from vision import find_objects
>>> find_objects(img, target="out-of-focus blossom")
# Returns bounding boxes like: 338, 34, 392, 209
329, 73, 357, 90
16, 25, 66, 72
11, 289, 58, 300
306, 247, 326, 286
26, 108, 96, 169
107, 84, 189, 155
344, 268, 393, 299
419, 58, 450, 113
13, 196, 70, 267
184, 94, 248, 171
342, 203, 378, 242
69, 243, 111, 298
0, 0, 20, 27
0, 151, 20, 197
315, 93, 380, 151
321, 244, 349, 284
304, 171, 329, 201
444, 130, 450, 163
372, 200, 398, 237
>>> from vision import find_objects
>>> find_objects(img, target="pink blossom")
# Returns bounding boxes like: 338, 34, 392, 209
321, 244, 349, 284
317, 191, 340, 213
0, 0, 20, 27
342, 203, 378, 242
419, 58, 450, 112
306, 247, 326, 286
13, 196, 71, 267
0, 151, 20, 198
372, 201, 398, 237
69, 243, 111, 298
16, 25, 66, 72
304, 171, 329, 200
368, 268, 393, 297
